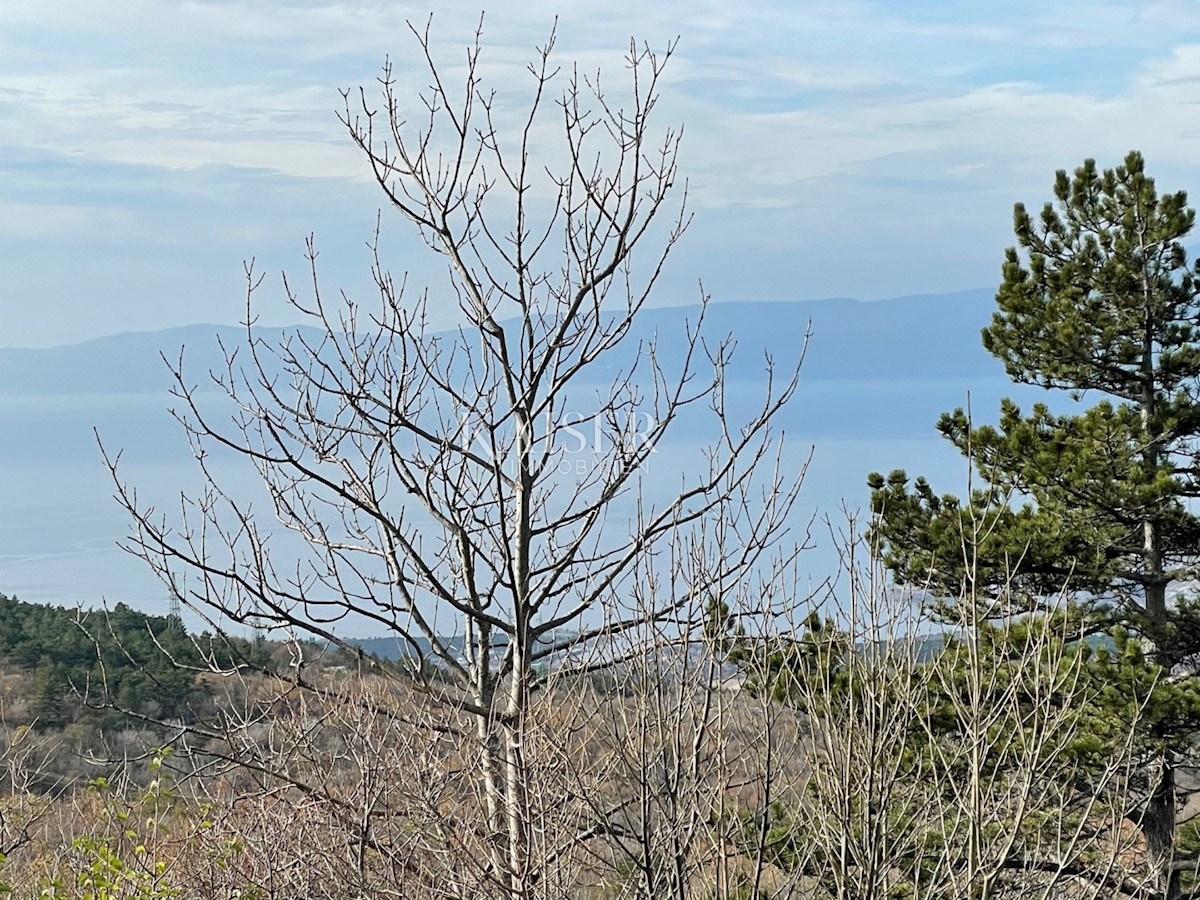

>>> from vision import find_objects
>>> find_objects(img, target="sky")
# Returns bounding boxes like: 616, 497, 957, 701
4, 0, 1200, 348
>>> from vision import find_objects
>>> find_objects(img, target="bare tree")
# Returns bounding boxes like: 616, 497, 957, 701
729, 518, 1153, 900
605, 639, 807, 897
107, 20, 804, 899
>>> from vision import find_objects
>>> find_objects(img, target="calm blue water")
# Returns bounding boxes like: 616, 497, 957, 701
0, 377, 1044, 627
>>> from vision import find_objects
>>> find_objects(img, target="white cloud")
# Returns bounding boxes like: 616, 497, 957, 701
4, 0, 1200, 346
1137, 43, 1200, 89
4, 0, 1179, 198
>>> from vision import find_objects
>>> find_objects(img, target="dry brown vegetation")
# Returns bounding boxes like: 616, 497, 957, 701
0, 570, 1173, 899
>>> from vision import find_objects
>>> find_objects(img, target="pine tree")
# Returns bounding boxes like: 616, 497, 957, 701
869, 151, 1200, 899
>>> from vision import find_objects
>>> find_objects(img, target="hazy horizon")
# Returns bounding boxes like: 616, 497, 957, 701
0, 288, 1059, 634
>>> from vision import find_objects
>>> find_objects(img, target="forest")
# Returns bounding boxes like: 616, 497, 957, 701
1, 23, 1199, 900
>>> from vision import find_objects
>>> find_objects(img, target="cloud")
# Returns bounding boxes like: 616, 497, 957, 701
1137, 43, 1200, 89
0, 0, 1180, 195
3, 0, 1200, 346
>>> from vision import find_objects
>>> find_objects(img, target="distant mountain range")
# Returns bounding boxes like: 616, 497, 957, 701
0, 288, 1003, 396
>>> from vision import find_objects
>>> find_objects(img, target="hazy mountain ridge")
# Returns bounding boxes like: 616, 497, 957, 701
0, 324, 331, 396
0, 289, 1000, 396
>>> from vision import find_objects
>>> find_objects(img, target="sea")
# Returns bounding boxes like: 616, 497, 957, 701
0, 375, 1033, 632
